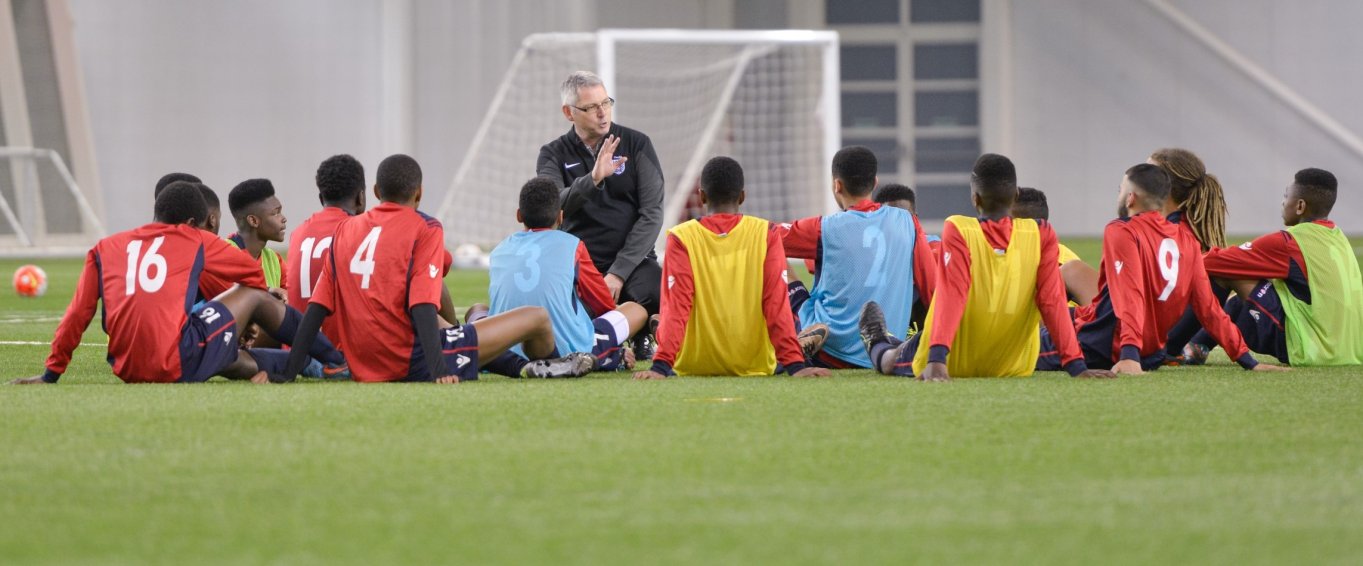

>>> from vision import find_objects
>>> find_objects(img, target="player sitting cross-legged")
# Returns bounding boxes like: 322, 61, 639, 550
271, 154, 594, 383
1179, 168, 1363, 366
859, 154, 1112, 380
12, 183, 348, 385
634, 157, 829, 379
1037, 164, 1287, 375
481, 177, 650, 373
779, 146, 937, 369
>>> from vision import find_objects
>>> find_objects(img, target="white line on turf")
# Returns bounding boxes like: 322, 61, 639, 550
0, 341, 105, 347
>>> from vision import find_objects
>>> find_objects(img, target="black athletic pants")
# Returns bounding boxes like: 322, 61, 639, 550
619, 257, 662, 316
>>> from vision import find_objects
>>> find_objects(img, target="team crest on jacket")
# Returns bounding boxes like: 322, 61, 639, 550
611, 155, 627, 175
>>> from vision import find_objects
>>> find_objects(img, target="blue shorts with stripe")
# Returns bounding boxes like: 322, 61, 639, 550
404, 323, 481, 382
178, 301, 240, 383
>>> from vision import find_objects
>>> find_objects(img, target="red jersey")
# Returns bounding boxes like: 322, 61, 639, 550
654, 213, 805, 371
1202, 220, 1333, 302
46, 223, 266, 382
286, 206, 352, 344
928, 217, 1085, 369
1073, 211, 1254, 366
309, 202, 449, 382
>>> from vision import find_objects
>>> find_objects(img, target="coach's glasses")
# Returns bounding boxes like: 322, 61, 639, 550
571, 97, 615, 114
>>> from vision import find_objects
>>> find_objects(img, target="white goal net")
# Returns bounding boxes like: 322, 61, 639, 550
435, 29, 840, 252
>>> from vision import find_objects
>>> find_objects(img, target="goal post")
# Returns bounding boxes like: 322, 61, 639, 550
435, 29, 840, 254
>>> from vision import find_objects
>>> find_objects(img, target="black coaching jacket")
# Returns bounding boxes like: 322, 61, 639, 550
536, 123, 664, 280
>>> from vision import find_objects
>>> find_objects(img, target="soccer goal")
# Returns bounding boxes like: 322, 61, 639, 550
0, 147, 106, 257
434, 29, 840, 252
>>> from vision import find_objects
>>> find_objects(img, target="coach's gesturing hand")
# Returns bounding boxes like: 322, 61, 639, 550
591, 135, 626, 185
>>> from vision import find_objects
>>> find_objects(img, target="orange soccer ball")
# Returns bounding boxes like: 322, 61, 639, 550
13, 264, 47, 298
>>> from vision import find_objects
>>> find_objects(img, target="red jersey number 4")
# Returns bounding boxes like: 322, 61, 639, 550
350, 227, 382, 289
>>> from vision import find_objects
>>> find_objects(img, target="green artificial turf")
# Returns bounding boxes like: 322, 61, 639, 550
2, 249, 1362, 565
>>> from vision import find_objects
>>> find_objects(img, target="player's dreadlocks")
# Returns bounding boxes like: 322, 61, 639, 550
1150, 148, 1227, 250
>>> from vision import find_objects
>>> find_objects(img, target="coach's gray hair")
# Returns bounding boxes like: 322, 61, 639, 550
560, 71, 604, 106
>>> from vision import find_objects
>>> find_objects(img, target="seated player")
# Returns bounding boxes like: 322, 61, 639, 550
486, 178, 649, 372
1037, 164, 1286, 374
227, 179, 288, 290
153, 171, 201, 200
272, 154, 595, 383
779, 146, 936, 369
12, 183, 347, 384
859, 154, 1111, 379
195, 183, 223, 236
286, 154, 367, 350
634, 157, 829, 379
1011, 187, 1100, 306
1181, 168, 1363, 366
871, 182, 917, 213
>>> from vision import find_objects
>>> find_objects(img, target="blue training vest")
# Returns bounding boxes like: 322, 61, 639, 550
799, 206, 917, 367
488, 230, 595, 357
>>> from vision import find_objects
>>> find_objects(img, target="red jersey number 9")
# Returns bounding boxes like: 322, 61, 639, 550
1157, 238, 1180, 301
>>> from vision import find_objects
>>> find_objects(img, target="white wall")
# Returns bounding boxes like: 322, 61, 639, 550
70, 0, 388, 233
69, 0, 1363, 236
69, 0, 734, 234
1008, 0, 1363, 235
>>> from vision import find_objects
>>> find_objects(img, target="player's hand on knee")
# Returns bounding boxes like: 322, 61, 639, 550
1250, 362, 1289, 372
919, 362, 950, 382
267, 287, 287, 302
9, 375, 48, 385
792, 367, 831, 378
632, 369, 667, 380
1077, 369, 1117, 379
1112, 359, 1144, 375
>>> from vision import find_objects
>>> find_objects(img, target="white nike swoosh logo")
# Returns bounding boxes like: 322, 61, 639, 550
565, 162, 581, 169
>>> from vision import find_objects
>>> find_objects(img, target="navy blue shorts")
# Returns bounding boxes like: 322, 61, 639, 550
1231, 280, 1290, 363
178, 301, 241, 383
404, 323, 481, 382
887, 332, 921, 377
591, 312, 631, 371
1037, 326, 1165, 372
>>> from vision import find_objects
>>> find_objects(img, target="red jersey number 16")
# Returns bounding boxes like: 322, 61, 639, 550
125, 236, 168, 295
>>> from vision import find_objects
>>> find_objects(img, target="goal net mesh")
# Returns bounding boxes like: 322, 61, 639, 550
436, 32, 836, 250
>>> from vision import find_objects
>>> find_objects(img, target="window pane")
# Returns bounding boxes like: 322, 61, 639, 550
826, 0, 900, 24
914, 184, 974, 219
842, 92, 897, 128
913, 44, 978, 80
841, 45, 897, 81
914, 90, 978, 127
915, 137, 979, 173
843, 137, 900, 174
910, 0, 980, 23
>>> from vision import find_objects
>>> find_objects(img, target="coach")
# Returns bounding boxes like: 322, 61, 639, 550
537, 71, 663, 315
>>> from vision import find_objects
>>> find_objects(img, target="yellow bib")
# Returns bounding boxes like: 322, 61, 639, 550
913, 217, 1042, 377
671, 216, 778, 376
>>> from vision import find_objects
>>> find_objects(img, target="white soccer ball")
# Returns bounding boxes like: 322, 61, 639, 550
452, 243, 485, 270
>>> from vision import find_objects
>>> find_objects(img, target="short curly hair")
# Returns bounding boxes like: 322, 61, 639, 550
316, 154, 365, 204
